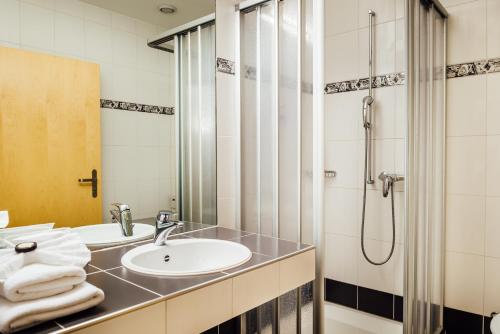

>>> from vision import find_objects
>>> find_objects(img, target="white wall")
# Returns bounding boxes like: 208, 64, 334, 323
215, 0, 239, 229
0, 0, 176, 221
323, 0, 405, 296
442, 0, 500, 317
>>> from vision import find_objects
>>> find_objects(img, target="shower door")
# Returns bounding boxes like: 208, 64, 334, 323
239, 0, 316, 332
177, 22, 217, 225
405, 1, 447, 333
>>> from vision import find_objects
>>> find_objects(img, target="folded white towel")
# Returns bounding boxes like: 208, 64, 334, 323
0, 230, 90, 280
0, 282, 105, 333
0, 264, 86, 302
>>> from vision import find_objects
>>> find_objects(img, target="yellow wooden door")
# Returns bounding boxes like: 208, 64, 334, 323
0, 46, 102, 228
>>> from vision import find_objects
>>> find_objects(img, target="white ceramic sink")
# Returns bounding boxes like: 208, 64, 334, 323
121, 239, 252, 276
73, 223, 155, 249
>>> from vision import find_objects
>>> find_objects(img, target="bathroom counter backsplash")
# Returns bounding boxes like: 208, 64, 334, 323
20, 226, 313, 334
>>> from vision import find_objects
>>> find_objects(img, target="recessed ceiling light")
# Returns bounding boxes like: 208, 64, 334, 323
158, 4, 176, 14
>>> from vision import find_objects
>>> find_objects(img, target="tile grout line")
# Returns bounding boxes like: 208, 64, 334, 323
101, 270, 163, 297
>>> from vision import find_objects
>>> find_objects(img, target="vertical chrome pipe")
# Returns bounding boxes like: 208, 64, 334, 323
197, 26, 203, 223
187, 31, 193, 221
368, 9, 375, 98
297, 0, 303, 244
273, 0, 280, 239
175, 35, 183, 219
365, 10, 375, 185
256, 6, 262, 235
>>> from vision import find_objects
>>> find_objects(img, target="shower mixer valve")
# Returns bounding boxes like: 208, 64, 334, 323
378, 172, 404, 197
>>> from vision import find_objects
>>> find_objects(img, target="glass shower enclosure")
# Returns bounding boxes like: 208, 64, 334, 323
238, 0, 447, 333
148, 15, 217, 226
405, 1, 447, 333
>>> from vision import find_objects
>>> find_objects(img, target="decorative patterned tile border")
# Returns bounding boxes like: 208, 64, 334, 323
100, 99, 174, 115
446, 57, 500, 78
217, 57, 235, 75
324, 72, 405, 94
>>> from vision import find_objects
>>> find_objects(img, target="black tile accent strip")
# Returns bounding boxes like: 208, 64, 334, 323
324, 278, 357, 309
394, 295, 404, 322
358, 286, 394, 320
324, 72, 406, 94
100, 99, 174, 115
485, 316, 493, 334
217, 57, 235, 75
447, 57, 500, 78
444, 307, 483, 334
325, 278, 404, 323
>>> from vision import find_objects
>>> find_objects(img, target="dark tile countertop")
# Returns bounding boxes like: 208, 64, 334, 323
23, 226, 314, 334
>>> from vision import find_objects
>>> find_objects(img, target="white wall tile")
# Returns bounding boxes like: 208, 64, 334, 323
486, 196, 500, 258
137, 177, 160, 219
217, 136, 236, 198
447, 75, 486, 136
444, 251, 484, 315
54, 12, 84, 57
446, 194, 485, 255
137, 147, 159, 178
358, 0, 395, 28
357, 238, 396, 293
487, 0, 500, 57
0, 0, 20, 44
324, 187, 359, 236
446, 136, 486, 196
20, 2, 54, 50
111, 12, 136, 34
136, 113, 159, 146
83, 3, 111, 26
372, 86, 396, 139
114, 179, 139, 215
217, 197, 236, 229
112, 29, 136, 68
358, 21, 395, 77
325, 90, 363, 141
99, 63, 113, 97
53, 0, 83, 17
487, 72, 500, 135
111, 146, 137, 181
100, 109, 114, 146
111, 109, 137, 146
487, 135, 500, 196
135, 20, 156, 39
136, 37, 158, 73
136, 70, 159, 105
84, 20, 112, 64
21, 0, 53, 9
325, 30, 358, 82
112, 66, 137, 102
325, 0, 358, 36
363, 188, 403, 243
447, 0, 487, 64
325, 233, 358, 285
326, 140, 359, 189
484, 256, 500, 315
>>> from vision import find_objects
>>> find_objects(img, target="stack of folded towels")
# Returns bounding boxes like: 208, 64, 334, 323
0, 230, 105, 333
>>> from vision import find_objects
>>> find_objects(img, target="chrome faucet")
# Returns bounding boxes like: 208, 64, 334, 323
110, 203, 134, 237
378, 172, 404, 197
154, 221, 184, 246
154, 210, 183, 246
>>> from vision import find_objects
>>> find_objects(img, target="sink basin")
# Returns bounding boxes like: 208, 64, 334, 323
121, 239, 252, 276
73, 223, 154, 249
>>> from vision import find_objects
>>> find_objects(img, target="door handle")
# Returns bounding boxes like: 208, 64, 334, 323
78, 169, 98, 198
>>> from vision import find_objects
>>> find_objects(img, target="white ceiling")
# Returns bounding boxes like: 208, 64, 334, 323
81, 0, 215, 30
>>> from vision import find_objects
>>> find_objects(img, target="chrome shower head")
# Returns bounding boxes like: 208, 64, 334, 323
362, 96, 374, 129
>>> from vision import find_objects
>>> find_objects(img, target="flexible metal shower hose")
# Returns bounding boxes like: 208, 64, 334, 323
360, 127, 396, 266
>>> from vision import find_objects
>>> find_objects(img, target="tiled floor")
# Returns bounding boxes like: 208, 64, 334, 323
325, 302, 403, 334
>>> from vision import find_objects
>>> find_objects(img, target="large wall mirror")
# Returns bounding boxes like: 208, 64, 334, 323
0, 0, 216, 235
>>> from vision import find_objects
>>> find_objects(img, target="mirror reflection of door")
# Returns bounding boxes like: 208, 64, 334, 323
0, 0, 216, 228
